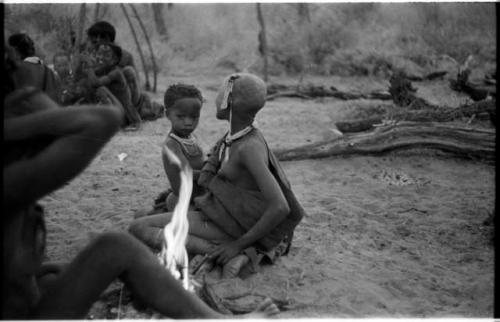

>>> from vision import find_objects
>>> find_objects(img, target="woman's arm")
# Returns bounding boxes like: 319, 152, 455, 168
210, 138, 290, 264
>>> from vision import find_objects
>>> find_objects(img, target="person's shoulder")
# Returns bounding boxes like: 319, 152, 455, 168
164, 135, 184, 154
237, 130, 267, 158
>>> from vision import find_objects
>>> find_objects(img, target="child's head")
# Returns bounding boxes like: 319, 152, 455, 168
87, 21, 116, 47
215, 73, 267, 121
164, 84, 203, 138
53, 52, 71, 78
8, 33, 36, 60
95, 43, 121, 69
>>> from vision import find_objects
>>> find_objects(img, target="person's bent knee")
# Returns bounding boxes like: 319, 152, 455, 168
128, 219, 146, 239
92, 231, 137, 252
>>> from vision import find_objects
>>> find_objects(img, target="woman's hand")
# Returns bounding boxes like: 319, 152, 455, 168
208, 240, 244, 266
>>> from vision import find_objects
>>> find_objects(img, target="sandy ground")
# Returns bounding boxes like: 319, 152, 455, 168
41, 74, 494, 318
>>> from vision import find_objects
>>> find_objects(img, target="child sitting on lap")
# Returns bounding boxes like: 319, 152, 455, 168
135, 84, 206, 218
129, 73, 305, 279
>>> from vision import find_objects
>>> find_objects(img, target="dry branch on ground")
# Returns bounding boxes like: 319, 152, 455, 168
274, 121, 495, 162
335, 99, 496, 133
266, 83, 392, 101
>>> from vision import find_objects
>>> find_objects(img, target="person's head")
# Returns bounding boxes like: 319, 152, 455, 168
95, 43, 121, 70
53, 52, 71, 78
8, 33, 36, 60
164, 84, 203, 138
87, 21, 116, 47
215, 73, 267, 121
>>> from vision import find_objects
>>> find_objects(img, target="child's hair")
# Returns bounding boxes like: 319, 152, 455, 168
164, 84, 203, 110
8, 33, 36, 59
87, 21, 116, 42
97, 43, 122, 63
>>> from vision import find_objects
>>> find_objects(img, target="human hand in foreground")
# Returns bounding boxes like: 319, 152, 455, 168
208, 240, 244, 266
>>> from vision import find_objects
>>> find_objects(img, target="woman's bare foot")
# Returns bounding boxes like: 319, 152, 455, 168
222, 254, 250, 279
242, 298, 279, 318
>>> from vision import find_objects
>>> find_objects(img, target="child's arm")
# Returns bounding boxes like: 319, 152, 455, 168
4, 96, 123, 214
210, 139, 290, 265
161, 139, 191, 198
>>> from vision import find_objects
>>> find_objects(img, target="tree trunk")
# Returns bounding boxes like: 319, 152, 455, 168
297, 3, 311, 24
120, 4, 151, 91
93, 3, 100, 22
151, 3, 169, 40
75, 3, 86, 52
274, 122, 495, 162
130, 4, 158, 92
256, 4, 268, 82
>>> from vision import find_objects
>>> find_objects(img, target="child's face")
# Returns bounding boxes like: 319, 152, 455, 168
54, 56, 70, 76
166, 97, 202, 137
95, 45, 117, 69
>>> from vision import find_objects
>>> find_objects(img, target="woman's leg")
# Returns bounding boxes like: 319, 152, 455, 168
33, 232, 225, 319
128, 211, 232, 254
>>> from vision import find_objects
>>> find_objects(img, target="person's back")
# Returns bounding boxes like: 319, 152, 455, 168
8, 33, 60, 103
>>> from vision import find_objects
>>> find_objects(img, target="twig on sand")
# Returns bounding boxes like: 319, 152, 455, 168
117, 284, 124, 319
398, 208, 428, 214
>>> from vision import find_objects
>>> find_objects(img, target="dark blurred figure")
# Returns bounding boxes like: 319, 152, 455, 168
8, 33, 61, 103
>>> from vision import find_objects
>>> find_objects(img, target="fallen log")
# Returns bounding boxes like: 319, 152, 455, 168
274, 122, 495, 162
407, 70, 448, 82
266, 83, 392, 101
335, 100, 496, 133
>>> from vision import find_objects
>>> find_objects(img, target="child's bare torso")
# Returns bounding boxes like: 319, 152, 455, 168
166, 133, 205, 170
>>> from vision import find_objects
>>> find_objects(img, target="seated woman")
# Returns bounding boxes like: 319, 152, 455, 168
129, 73, 305, 279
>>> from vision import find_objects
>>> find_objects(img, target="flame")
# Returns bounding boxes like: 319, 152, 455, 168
158, 145, 193, 291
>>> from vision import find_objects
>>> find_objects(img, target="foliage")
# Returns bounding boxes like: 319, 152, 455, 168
4, 3, 496, 77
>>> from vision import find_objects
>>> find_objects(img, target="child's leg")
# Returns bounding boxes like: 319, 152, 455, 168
95, 86, 123, 109
33, 231, 224, 319
122, 66, 140, 107
128, 211, 232, 254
